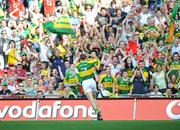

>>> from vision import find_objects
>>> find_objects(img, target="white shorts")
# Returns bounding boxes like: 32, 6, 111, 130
82, 78, 97, 94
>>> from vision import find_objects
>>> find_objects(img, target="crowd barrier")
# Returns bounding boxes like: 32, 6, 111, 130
0, 98, 179, 120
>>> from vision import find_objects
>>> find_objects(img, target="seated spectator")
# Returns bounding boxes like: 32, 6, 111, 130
37, 78, 47, 93
36, 91, 44, 98
63, 87, 77, 99
14, 83, 26, 96
149, 85, 163, 97
56, 82, 65, 98
97, 84, 110, 98
163, 89, 174, 98
0, 81, 12, 96
23, 77, 34, 96
29, 83, 39, 97
44, 84, 58, 98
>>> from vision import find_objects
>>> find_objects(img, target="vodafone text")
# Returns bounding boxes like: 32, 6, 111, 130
0, 101, 97, 119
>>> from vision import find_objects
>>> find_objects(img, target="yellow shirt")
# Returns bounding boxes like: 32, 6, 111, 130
7, 49, 18, 65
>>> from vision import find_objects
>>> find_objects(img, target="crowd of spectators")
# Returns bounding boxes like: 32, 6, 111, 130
0, 0, 179, 99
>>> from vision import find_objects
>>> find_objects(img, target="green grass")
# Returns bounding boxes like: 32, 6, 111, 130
0, 120, 180, 130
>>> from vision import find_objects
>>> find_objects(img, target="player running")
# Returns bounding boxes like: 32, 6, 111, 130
76, 53, 103, 120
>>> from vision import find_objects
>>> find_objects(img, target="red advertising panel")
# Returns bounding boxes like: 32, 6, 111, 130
136, 99, 180, 120
0, 99, 179, 120
0, 100, 134, 120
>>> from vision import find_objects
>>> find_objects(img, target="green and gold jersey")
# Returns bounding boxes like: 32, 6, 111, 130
127, 68, 133, 77
142, 68, 150, 86
64, 70, 79, 85
76, 59, 97, 82
99, 74, 116, 92
117, 77, 133, 94
170, 61, 180, 70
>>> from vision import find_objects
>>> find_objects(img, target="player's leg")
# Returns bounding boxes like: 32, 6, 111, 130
91, 79, 103, 120
82, 79, 99, 111
86, 92, 99, 112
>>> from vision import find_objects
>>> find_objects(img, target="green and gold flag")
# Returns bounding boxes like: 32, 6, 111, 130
43, 15, 75, 35
166, 0, 180, 43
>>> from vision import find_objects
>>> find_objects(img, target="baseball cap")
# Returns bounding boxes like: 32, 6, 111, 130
16, 62, 22, 66
26, 72, 32, 76
21, 51, 27, 56
2, 81, 8, 86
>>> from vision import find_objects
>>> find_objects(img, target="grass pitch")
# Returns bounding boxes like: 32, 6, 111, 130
0, 120, 180, 130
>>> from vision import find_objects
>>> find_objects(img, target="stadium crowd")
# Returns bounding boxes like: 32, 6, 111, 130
0, 0, 179, 99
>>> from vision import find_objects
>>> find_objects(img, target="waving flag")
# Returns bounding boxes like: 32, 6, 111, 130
43, 15, 75, 35
166, 0, 180, 43
44, 0, 56, 15
9, 0, 24, 18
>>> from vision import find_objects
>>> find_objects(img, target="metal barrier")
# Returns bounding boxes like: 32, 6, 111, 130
0, 94, 179, 99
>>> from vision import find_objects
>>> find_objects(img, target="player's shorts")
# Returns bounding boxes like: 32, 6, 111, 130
82, 78, 97, 94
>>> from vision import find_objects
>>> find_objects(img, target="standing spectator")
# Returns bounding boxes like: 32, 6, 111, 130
80, 1, 98, 25
23, 77, 34, 95
139, 5, 151, 26
50, 49, 66, 76
0, 19, 12, 37
0, 30, 10, 68
117, 70, 133, 96
5, 40, 21, 66
98, 65, 116, 95
108, 56, 125, 76
172, 38, 180, 55
130, 68, 147, 95
151, 64, 167, 93
64, 63, 80, 96
15, 62, 27, 82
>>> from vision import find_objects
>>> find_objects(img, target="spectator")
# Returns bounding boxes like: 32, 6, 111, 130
63, 87, 77, 99
64, 63, 80, 96
0, 0, 179, 99
130, 68, 146, 95
116, 70, 133, 96
98, 65, 116, 94
163, 88, 174, 98
0, 81, 12, 96
56, 82, 65, 98
0, 30, 10, 68
149, 85, 163, 97
151, 64, 167, 93
14, 83, 26, 96
15, 62, 27, 82
44, 84, 58, 98
37, 78, 47, 93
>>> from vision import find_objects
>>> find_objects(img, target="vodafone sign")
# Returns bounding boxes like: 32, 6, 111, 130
0, 101, 96, 119
0, 99, 179, 120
